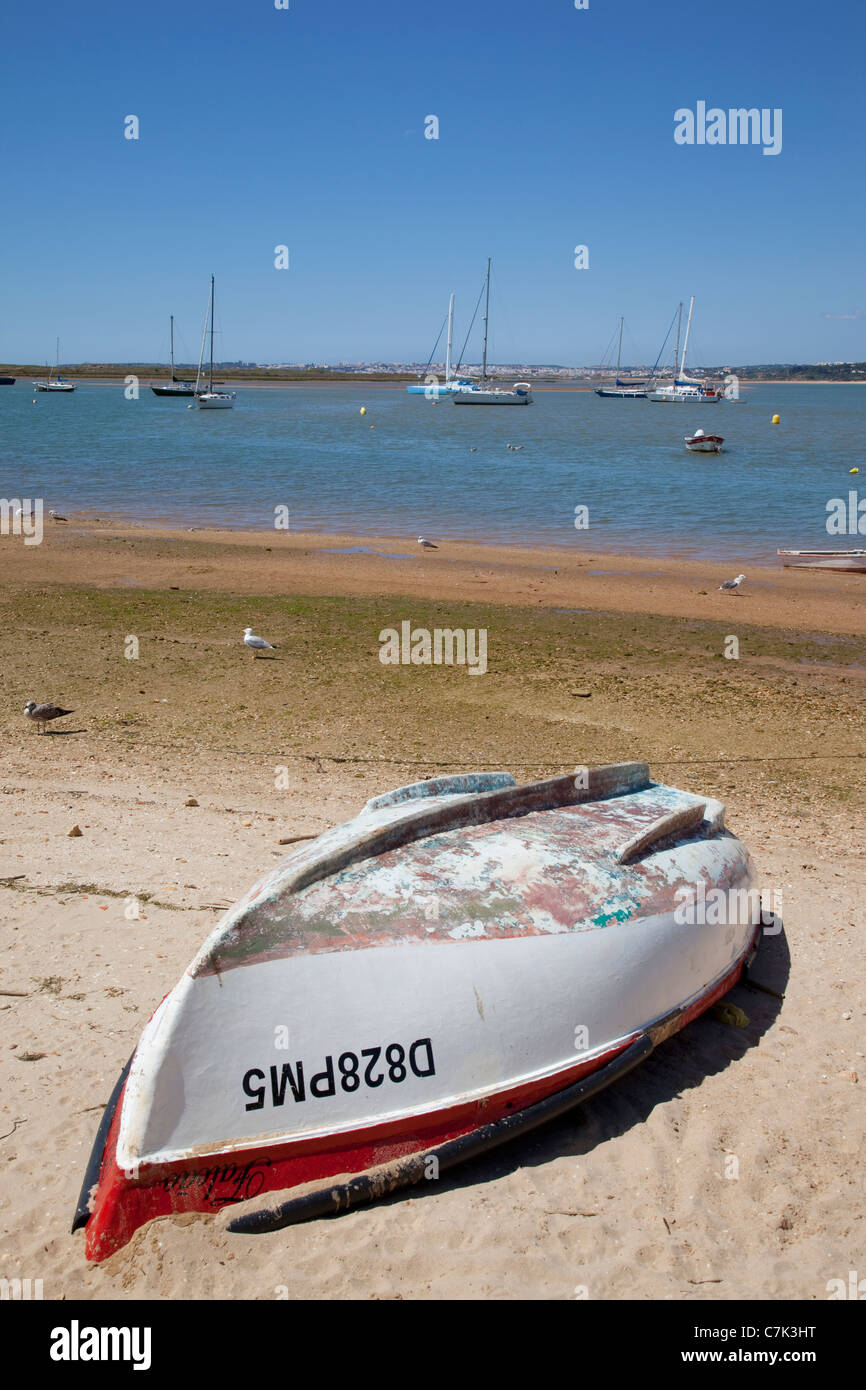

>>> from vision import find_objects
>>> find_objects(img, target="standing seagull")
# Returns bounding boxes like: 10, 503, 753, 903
417, 537, 438, 550
243, 627, 276, 659
24, 700, 75, 733
48, 509, 68, 522
718, 573, 746, 592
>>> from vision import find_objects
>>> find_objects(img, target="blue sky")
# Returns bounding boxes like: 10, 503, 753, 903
1, 0, 863, 366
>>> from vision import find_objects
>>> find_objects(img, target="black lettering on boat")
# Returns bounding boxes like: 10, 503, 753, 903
270, 1061, 305, 1105
338, 1051, 360, 1092
241, 1039, 436, 1109
310, 1055, 336, 1098
243, 1067, 266, 1110
409, 1038, 436, 1077
362, 1046, 384, 1087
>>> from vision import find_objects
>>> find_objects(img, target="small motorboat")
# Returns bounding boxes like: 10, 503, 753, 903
74, 762, 763, 1261
685, 429, 724, 453
778, 549, 866, 572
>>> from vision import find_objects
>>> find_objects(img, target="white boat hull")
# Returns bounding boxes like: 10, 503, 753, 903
778, 550, 866, 572
453, 383, 532, 405
196, 391, 236, 409
75, 764, 762, 1260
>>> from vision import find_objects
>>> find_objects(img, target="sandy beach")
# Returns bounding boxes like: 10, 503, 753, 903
1, 518, 863, 1300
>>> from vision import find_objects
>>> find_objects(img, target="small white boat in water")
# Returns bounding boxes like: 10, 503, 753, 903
74, 761, 763, 1260
34, 337, 75, 391
778, 549, 866, 572
453, 383, 532, 404
685, 429, 724, 453
192, 276, 236, 410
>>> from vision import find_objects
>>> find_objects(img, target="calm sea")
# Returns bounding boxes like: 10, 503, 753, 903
2, 381, 862, 562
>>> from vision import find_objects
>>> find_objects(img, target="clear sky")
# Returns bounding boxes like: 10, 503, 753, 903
2, 0, 863, 367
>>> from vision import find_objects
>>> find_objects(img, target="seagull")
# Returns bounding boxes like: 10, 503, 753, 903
48, 509, 67, 522
718, 573, 746, 592
417, 537, 438, 549
14, 506, 36, 521
243, 627, 276, 658
469, 447, 477, 452
24, 700, 75, 733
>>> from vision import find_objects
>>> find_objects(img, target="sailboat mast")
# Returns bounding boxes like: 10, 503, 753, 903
445, 294, 454, 383
481, 258, 491, 385
616, 316, 623, 376
680, 295, 695, 379
208, 276, 215, 391
170, 315, 175, 383
674, 303, 682, 378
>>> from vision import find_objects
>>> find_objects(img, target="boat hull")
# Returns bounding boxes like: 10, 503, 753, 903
685, 435, 724, 453
151, 383, 196, 397
75, 765, 762, 1260
595, 388, 646, 398
453, 384, 532, 405
0, 376, 15, 385
196, 392, 236, 409
777, 550, 866, 572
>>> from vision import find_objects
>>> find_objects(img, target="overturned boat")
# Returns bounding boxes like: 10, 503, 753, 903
74, 762, 762, 1260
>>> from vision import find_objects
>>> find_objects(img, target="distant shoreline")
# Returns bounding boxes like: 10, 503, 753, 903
1, 373, 864, 389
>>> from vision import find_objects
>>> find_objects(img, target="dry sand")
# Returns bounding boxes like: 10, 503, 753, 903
0, 520, 863, 1300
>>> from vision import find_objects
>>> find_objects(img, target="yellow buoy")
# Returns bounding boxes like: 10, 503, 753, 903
771, 414, 780, 425
850, 467, 859, 474
360, 406, 366, 415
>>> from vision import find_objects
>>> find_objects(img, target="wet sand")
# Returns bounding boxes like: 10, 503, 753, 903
0, 519, 863, 1299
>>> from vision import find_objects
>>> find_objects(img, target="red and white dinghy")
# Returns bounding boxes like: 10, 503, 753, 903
74, 763, 763, 1260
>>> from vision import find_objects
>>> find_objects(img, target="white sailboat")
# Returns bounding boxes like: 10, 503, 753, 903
452, 260, 532, 405
193, 277, 236, 410
34, 338, 75, 392
646, 298, 720, 402
407, 294, 474, 396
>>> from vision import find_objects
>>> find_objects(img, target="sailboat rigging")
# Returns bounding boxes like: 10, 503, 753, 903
193, 277, 237, 410
407, 293, 474, 396
34, 338, 75, 392
151, 316, 196, 397
452, 260, 532, 405
595, 317, 647, 398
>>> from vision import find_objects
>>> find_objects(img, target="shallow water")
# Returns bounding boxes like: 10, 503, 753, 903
2, 381, 863, 562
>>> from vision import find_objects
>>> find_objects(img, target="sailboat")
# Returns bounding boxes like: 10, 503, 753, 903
407, 294, 474, 397
151, 316, 196, 397
193, 277, 236, 410
595, 318, 647, 398
33, 338, 75, 392
646, 298, 720, 402
452, 260, 532, 405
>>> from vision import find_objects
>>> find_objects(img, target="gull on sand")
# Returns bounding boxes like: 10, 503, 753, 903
24, 700, 75, 733
244, 627, 276, 658
718, 574, 746, 592
417, 537, 438, 549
